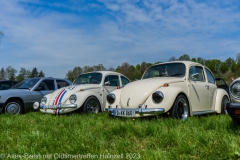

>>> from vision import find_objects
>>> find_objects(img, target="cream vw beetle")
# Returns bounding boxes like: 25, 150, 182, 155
33, 71, 130, 114
105, 61, 229, 120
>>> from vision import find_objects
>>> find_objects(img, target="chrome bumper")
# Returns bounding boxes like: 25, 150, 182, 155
105, 108, 165, 117
33, 102, 77, 110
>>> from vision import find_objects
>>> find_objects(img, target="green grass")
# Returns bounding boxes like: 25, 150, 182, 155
0, 112, 240, 159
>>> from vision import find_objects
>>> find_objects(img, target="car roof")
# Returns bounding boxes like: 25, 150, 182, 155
83, 71, 123, 76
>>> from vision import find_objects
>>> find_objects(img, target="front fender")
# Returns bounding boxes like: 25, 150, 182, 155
213, 89, 229, 113
144, 86, 188, 113
73, 90, 102, 110
106, 89, 122, 109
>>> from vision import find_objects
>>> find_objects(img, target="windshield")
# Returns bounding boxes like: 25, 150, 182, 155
73, 72, 102, 85
11, 78, 40, 89
142, 63, 186, 79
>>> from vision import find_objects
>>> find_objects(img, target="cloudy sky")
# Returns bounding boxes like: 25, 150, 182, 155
0, 0, 240, 78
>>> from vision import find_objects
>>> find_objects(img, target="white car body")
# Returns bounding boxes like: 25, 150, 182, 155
105, 61, 229, 120
34, 71, 130, 114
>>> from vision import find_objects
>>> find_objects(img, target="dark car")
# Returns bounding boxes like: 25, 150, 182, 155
0, 77, 72, 115
0, 80, 19, 90
226, 77, 240, 126
215, 78, 230, 96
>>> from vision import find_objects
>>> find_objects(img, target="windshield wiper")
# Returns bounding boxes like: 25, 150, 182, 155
170, 73, 184, 77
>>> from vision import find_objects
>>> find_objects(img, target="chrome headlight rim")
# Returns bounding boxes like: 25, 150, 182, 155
152, 91, 164, 104
230, 81, 240, 100
107, 93, 116, 104
40, 96, 47, 105
69, 94, 77, 104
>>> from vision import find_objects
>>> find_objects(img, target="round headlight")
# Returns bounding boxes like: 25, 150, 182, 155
230, 82, 240, 99
107, 93, 115, 104
69, 94, 77, 104
152, 91, 164, 103
40, 97, 47, 105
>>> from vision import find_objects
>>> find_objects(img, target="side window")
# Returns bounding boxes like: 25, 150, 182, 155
121, 76, 130, 87
0, 83, 11, 90
205, 68, 215, 84
38, 80, 55, 90
104, 75, 120, 86
56, 80, 70, 89
189, 66, 205, 81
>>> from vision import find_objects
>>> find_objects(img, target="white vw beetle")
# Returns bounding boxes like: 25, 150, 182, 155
105, 61, 229, 120
33, 71, 130, 114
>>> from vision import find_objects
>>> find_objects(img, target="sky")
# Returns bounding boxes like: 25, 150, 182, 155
0, 0, 240, 78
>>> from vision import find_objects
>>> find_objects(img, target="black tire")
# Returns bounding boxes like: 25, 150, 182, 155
171, 95, 189, 120
82, 96, 101, 114
233, 119, 240, 127
4, 100, 23, 115
221, 95, 229, 114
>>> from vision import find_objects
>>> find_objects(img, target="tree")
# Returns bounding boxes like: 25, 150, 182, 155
119, 62, 130, 77
225, 57, 235, 71
0, 67, 6, 80
82, 66, 94, 73
5, 66, 17, 80
168, 56, 177, 61
29, 67, 39, 78
178, 54, 190, 61
66, 66, 82, 82
196, 57, 205, 65
93, 64, 105, 71
16, 68, 31, 81
205, 59, 221, 74
220, 62, 228, 74
108, 67, 115, 71
191, 58, 197, 62
140, 62, 148, 76
38, 71, 45, 77
236, 53, 240, 63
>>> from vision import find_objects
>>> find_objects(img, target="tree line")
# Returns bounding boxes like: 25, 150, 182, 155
0, 67, 45, 82
66, 53, 240, 84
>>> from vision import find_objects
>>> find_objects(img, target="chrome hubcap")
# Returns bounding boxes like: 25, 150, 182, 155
86, 100, 99, 113
177, 98, 188, 120
5, 102, 20, 115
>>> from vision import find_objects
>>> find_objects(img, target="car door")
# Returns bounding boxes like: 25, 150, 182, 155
205, 68, 217, 110
32, 79, 56, 103
188, 65, 209, 111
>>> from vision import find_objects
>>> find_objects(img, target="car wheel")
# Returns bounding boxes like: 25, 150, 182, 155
82, 96, 100, 114
4, 100, 23, 115
171, 95, 189, 121
221, 95, 229, 114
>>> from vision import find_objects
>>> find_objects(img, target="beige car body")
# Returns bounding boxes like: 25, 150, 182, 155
106, 61, 229, 119
34, 71, 130, 114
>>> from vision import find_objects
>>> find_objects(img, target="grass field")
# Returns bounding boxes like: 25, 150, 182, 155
0, 112, 240, 160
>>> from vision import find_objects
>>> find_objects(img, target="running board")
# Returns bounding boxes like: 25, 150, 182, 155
192, 110, 217, 116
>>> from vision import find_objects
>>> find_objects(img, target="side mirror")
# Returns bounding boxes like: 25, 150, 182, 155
104, 81, 110, 86
189, 73, 199, 80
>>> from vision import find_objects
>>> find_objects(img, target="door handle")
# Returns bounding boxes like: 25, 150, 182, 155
205, 85, 209, 89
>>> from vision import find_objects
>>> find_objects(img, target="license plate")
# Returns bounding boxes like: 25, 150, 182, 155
235, 109, 240, 115
114, 110, 135, 116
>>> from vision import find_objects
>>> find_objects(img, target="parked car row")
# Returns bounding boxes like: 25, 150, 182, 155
0, 61, 239, 126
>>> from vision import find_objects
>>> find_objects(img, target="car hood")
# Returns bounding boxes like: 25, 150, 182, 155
120, 77, 184, 108
49, 84, 100, 105
0, 89, 30, 96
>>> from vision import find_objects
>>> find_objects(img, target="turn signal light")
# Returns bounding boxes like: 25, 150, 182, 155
163, 83, 169, 87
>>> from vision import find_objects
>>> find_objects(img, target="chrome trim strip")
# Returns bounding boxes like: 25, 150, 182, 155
192, 110, 216, 116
